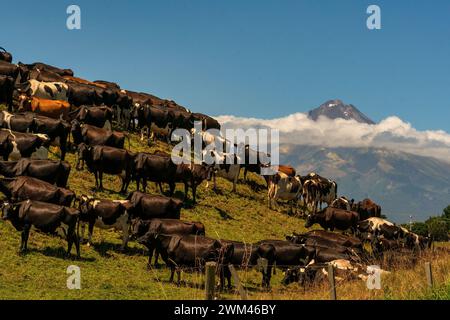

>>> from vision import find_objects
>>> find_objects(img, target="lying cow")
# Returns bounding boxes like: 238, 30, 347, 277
127, 192, 183, 220
71, 121, 126, 149
0, 176, 75, 206
0, 129, 50, 160
305, 207, 359, 232
0, 159, 70, 187
1, 200, 80, 257
76, 143, 135, 193
139, 234, 233, 289
357, 217, 406, 240
77, 195, 132, 250
133, 218, 205, 267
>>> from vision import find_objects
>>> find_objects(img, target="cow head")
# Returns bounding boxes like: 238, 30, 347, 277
304, 214, 316, 228
76, 143, 91, 170
130, 218, 151, 240
0, 201, 16, 221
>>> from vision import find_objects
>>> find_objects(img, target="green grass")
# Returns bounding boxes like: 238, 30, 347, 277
0, 128, 311, 299
0, 106, 448, 300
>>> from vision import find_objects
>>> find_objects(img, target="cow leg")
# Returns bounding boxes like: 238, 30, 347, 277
98, 171, 104, 191
169, 182, 175, 197
87, 223, 94, 247
169, 267, 175, 283
177, 269, 182, 287
192, 184, 198, 204
265, 265, 273, 288
135, 176, 141, 192
183, 183, 189, 202
20, 224, 31, 253
94, 171, 99, 190
158, 182, 164, 194
120, 224, 129, 251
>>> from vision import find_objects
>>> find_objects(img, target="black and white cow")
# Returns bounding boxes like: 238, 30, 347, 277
77, 195, 132, 250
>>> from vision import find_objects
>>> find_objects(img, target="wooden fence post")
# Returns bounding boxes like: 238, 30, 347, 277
328, 264, 337, 300
228, 265, 248, 300
425, 262, 433, 288
205, 262, 216, 300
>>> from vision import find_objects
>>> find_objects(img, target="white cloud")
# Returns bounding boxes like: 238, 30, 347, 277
215, 113, 450, 163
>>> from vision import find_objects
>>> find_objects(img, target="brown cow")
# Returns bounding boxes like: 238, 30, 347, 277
278, 165, 296, 177
352, 198, 381, 220
305, 207, 359, 232
20, 96, 71, 119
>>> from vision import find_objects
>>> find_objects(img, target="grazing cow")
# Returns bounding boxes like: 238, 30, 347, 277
76, 143, 134, 193
71, 121, 126, 149
19, 97, 71, 120
302, 173, 337, 213
204, 151, 242, 193
71, 105, 113, 129
267, 172, 302, 211
0, 61, 19, 79
352, 198, 381, 220
0, 129, 50, 160
77, 195, 131, 250
19, 62, 74, 77
1, 200, 80, 257
0, 75, 14, 109
0, 159, 70, 187
126, 192, 183, 220
132, 218, 205, 267
18, 79, 69, 101
305, 207, 359, 232
141, 234, 233, 288
331, 196, 351, 211
133, 152, 178, 193
0, 176, 75, 206
257, 240, 314, 271
219, 240, 276, 288
0, 47, 12, 63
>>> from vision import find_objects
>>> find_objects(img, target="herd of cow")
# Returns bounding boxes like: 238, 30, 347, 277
0, 48, 432, 292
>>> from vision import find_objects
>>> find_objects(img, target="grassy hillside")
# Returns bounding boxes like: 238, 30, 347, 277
0, 112, 449, 300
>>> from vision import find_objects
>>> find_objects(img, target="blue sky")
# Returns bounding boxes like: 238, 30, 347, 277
2, 0, 449, 132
